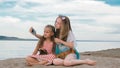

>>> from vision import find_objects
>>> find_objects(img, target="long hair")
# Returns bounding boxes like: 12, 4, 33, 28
38, 25, 56, 53
55, 15, 72, 41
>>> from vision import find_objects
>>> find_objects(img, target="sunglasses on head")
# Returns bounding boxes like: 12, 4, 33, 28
59, 15, 66, 20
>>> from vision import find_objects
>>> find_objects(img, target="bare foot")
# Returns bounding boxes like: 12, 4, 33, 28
26, 62, 41, 66
85, 59, 96, 66
26, 62, 33, 66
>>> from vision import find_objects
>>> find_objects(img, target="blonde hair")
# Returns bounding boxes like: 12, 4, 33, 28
55, 15, 72, 41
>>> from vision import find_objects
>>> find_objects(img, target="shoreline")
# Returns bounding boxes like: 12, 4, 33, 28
0, 48, 120, 68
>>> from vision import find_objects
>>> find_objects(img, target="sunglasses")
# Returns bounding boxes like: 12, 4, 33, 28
59, 15, 66, 20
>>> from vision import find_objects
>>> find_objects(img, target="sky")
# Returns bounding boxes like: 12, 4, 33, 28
0, 0, 120, 40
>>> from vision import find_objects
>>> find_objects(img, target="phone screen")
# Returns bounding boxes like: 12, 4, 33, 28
31, 28, 36, 35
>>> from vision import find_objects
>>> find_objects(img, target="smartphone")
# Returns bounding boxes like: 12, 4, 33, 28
31, 28, 36, 35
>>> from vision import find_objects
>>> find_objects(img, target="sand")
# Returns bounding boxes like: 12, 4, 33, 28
0, 48, 120, 68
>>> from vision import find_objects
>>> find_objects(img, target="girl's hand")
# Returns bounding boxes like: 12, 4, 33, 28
55, 38, 62, 44
39, 48, 44, 50
29, 27, 33, 33
29, 27, 36, 35
29, 27, 42, 39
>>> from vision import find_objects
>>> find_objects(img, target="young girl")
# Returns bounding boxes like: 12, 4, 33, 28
26, 25, 56, 66
53, 15, 96, 66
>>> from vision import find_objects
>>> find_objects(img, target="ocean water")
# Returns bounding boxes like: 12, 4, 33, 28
0, 41, 120, 60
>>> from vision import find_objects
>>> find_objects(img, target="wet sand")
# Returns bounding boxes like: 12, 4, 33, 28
0, 48, 120, 68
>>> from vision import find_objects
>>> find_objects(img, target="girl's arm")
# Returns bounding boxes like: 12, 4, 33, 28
55, 38, 74, 48
32, 41, 40, 55
34, 34, 42, 39
29, 27, 42, 39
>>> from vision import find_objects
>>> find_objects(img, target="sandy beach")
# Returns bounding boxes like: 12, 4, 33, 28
0, 48, 120, 68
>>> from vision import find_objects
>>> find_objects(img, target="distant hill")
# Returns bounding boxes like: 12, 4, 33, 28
0, 36, 38, 41
1, 36, 120, 42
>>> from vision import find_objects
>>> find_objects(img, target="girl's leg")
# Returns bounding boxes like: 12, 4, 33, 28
53, 58, 64, 66
38, 60, 48, 65
26, 56, 40, 66
64, 54, 96, 66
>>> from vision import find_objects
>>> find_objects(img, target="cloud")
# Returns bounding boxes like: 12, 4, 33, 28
0, 16, 47, 38
0, 16, 20, 23
0, 0, 120, 40
96, 15, 120, 24
72, 23, 116, 34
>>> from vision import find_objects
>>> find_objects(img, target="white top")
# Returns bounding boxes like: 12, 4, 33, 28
56, 30, 79, 53
67, 31, 79, 52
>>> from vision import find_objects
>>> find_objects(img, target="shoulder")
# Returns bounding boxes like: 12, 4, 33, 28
68, 30, 75, 37
67, 30, 76, 42
69, 30, 72, 33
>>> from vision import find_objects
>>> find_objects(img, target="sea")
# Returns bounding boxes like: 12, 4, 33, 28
0, 40, 120, 60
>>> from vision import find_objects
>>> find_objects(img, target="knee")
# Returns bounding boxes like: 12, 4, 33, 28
64, 60, 72, 66
25, 56, 31, 61
53, 59, 63, 66
53, 59, 59, 65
